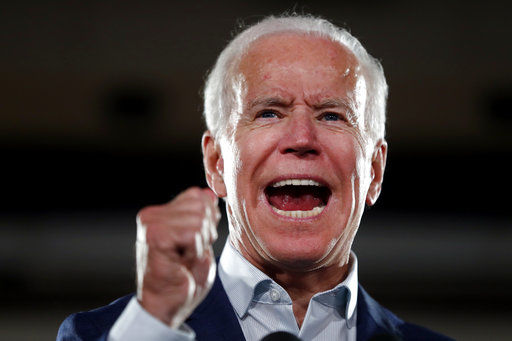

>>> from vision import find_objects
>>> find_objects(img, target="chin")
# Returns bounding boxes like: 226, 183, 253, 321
262, 238, 333, 271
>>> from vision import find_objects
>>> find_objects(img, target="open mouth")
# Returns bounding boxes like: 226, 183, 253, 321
264, 179, 331, 218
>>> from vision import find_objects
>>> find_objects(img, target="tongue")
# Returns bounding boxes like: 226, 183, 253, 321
267, 187, 324, 211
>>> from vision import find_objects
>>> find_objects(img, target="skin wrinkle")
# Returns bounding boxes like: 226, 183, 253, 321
228, 40, 367, 142
225, 34, 369, 268
234, 34, 364, 118
207, 24, 387, 149
248, 95, 358, 125
205, 32, 386, 326
232, 62, 369, 158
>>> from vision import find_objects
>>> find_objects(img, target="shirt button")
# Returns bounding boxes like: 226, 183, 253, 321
270, 289, 280, 302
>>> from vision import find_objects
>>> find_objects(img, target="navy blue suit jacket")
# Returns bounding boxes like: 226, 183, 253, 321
57, 273, 453, 341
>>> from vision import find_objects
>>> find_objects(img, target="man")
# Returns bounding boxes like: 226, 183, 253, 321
58, 15, 452, 340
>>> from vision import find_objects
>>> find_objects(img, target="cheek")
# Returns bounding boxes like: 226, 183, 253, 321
235, 129, 280, 177
328, 137, 361, 176
351, 143, 374, 194
222, 134, 265, 209
326, 135, 371, 212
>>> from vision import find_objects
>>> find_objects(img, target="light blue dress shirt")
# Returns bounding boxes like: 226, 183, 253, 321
109, 241, 358, 340
219, 241, 358, 341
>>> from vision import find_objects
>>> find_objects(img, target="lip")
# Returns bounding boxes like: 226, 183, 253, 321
262, 174, 332, 221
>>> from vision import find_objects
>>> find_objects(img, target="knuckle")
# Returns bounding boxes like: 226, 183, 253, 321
137, 206, 160, 225
189, 215, 204, 229
190, 198, 206, 211
170, 189, 206, 213
184, 187, 202, 199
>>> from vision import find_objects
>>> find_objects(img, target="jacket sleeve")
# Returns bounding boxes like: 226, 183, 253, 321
56, 294, 133, 341
57, 312, 109, 341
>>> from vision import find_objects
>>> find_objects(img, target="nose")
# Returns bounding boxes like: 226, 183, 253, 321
278, 113, 319, 157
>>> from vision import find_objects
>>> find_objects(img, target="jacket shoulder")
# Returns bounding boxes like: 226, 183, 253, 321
186, 271, 245, 340
398, 322, 454, 341
57, 294, 133, 341
357, 285, 454, 341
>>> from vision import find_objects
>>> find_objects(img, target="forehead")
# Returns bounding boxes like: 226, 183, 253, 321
237, 33, 362, 102
241, 32, 358, 68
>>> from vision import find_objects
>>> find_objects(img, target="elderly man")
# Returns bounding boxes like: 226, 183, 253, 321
58, 15, 452, 341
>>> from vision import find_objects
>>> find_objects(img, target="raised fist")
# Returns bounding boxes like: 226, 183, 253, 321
135, 187, 220, 327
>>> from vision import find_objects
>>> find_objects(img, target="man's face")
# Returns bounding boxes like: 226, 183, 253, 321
206, 33, 385, 271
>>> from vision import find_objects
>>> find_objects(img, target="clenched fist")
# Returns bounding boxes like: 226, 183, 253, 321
135, 187, 221, 328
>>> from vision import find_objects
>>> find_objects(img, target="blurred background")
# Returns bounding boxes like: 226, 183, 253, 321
1, 0, 511, 340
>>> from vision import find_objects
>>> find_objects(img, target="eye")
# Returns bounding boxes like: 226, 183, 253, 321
256, 110, 279, 119
320, 112, 345, 122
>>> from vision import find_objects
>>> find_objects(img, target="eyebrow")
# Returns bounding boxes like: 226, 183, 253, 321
248, 96, 356, 116
314, 98, 359, 125
248, 97, 293, 109
312, 98, 354, 112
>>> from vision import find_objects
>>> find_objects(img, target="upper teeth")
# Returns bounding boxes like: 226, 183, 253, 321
272, 179, 322, 187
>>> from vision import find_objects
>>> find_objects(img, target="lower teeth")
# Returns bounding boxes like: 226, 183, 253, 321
271, 206, 325, 218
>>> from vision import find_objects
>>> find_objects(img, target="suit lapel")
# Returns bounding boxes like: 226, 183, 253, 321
187, 273, 404, 341
186, 272, 246, 341
356, 285, 403, 341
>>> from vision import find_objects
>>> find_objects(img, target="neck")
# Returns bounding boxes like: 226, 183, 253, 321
266, 261, 350, 327
230, 238, 352, 327
237, 247, 351, 327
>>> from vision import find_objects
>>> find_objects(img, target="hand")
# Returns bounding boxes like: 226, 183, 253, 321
135, 187, 220, 327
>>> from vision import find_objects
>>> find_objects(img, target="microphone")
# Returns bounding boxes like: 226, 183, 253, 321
260, 331, 302, 341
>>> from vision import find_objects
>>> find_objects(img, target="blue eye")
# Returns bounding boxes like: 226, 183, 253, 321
323, 113, 340, 121
258, 110, 278, 119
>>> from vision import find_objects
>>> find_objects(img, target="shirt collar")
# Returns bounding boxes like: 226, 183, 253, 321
218, 241, 272, 318
311, 252, 358, 327
218, 240, 358, 325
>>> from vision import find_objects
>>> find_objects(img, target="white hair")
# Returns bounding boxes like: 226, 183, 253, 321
203, 14, 388, 143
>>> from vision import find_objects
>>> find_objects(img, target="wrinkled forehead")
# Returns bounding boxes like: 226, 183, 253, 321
233, 33, 365, 109
237, 32, 362, 85
246, 32, 357, 64
230, 33, 366, 122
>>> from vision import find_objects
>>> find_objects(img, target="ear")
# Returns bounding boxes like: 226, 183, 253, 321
202, 130, 227, 198
366, 139, 388, 206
